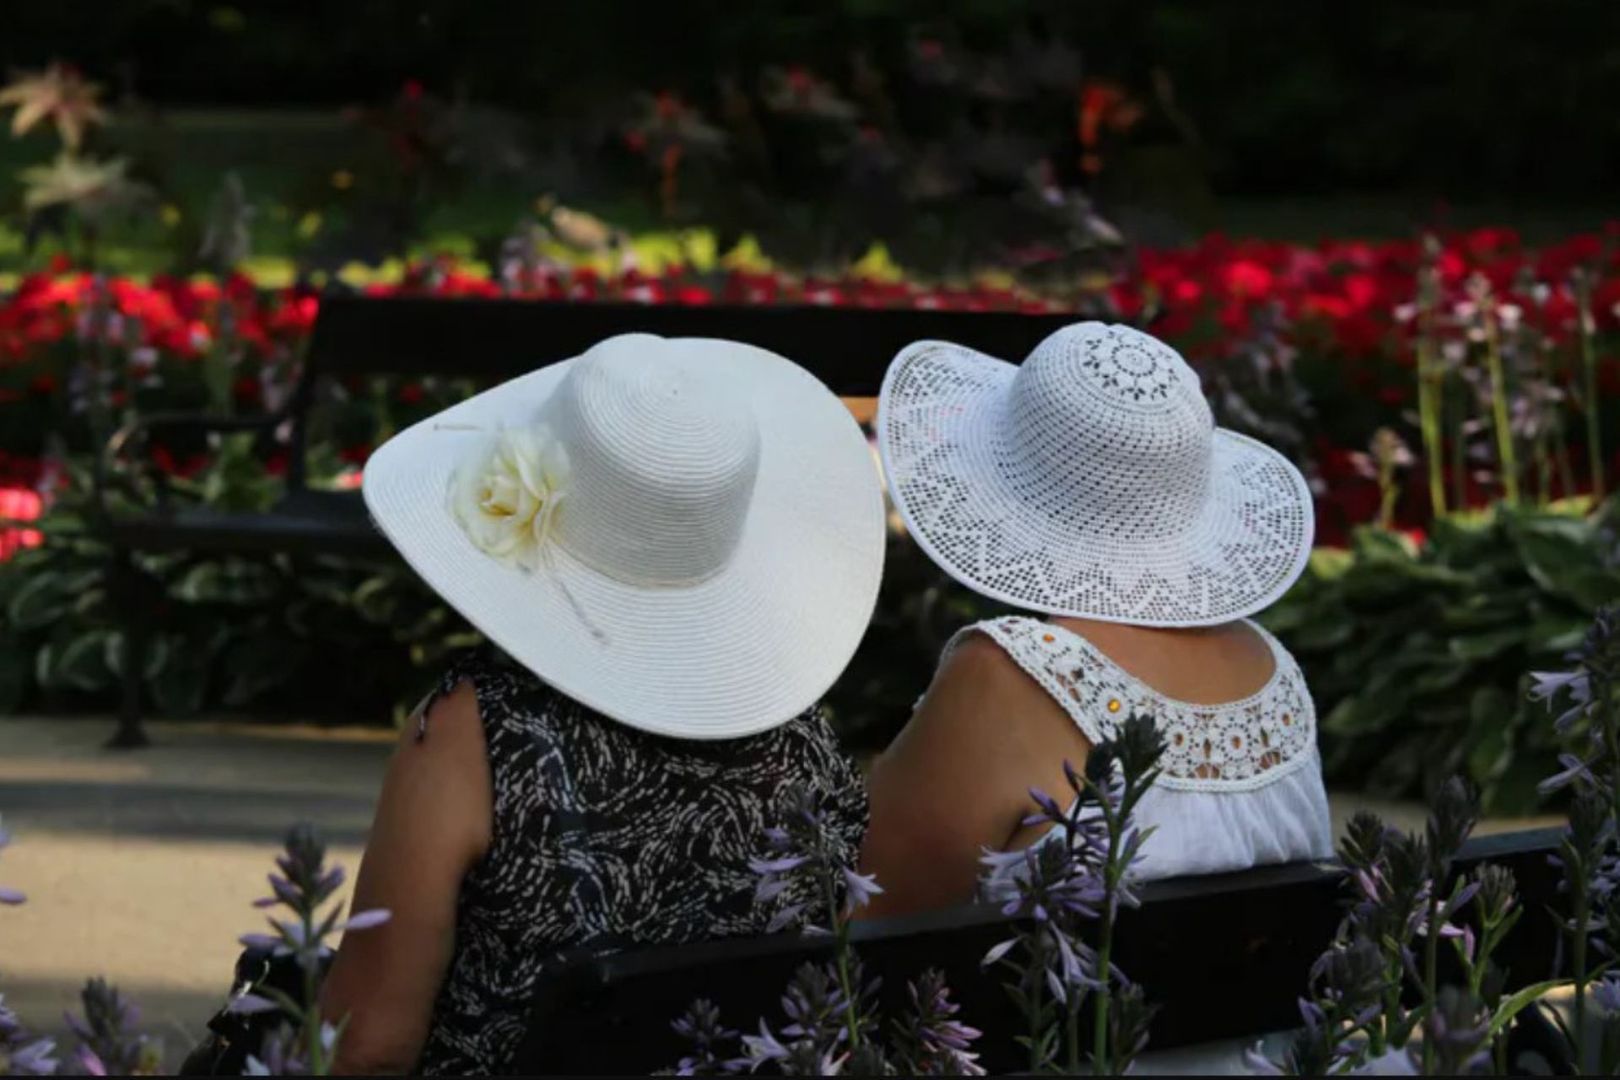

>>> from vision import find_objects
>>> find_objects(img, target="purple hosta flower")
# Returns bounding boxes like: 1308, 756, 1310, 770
244, 825, 390, 975
740, 1019, 791, 1069
1338, 812, 1395, 876
5, 1039, 59, 1077
1473, 865, 1518, 928
1415, 986, 1492, 1075
670, 999, 747, 1076
1, 993, 59, 1077
1425, 777, 1479, 876
740, 1017, 850, 1076
840, 868, 882, 917
1107, 979, 1158, 1075
242, 1020, 337, 1076
1542, 752, 1601, 797
63, 977, 163, 1076
777, 961, 864, 1045
1307, 936, 1385, 1018
750, 786, 867, 933
896, 969, 984, 1076
0, 818, 23, 905
981, 851, 1105, 1007
1531, 668, 1595, 734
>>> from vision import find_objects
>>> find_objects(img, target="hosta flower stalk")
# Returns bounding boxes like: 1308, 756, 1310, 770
1415, 247, 1447, 516
1575, 268, 1606, 502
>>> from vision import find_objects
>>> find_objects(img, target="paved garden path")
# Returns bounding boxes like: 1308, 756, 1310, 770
0, 716, 393, 1068
0, 715, 1560, 1069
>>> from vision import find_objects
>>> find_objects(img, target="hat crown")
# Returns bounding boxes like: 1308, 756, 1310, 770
549, 335, 760, 585
1004, 323, 1213, 539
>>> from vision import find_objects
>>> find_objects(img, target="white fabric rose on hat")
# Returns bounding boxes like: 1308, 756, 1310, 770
450, 426, 570, 571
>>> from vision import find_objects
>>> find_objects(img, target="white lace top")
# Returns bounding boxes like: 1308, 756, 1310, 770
946, 615, 1334, 884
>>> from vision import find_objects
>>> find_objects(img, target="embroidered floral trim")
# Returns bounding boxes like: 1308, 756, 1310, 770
949, 615, 1317, 793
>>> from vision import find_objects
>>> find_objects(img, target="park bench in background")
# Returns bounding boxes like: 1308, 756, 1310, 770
91, 297, 1074, 746
511, 828, 1566, 1075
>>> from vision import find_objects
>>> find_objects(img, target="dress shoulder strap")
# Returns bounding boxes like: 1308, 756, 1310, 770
943, 615, 1118, 747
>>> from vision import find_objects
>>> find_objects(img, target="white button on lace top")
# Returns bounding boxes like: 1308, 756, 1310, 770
947, 615, 1334, 886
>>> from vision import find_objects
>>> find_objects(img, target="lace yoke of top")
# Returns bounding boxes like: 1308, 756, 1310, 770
950, 615, 1316, 793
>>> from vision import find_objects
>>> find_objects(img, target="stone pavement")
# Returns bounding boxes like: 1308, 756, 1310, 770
0, 715, 1560, 1069
0, 716, 394, 1067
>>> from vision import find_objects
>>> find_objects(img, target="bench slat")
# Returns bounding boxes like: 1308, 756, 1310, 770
509, 829, 1563, 1075
305, 296, 1074, 392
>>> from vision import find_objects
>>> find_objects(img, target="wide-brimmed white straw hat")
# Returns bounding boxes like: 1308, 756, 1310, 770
364, 333, 886, 739
876, 321, 1313, 628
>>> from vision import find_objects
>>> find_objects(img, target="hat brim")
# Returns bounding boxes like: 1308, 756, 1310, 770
364, 340, 886, 739
876, 339, 1315, 628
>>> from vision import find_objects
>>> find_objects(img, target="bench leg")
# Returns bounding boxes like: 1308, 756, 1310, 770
106, 551, 151, 750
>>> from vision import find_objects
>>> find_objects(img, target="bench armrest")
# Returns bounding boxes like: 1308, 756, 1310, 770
92, 407, 290, 522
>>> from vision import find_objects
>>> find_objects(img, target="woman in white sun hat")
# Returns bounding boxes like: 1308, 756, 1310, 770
319, 334, 884, 1076
859, 321, 1332, 920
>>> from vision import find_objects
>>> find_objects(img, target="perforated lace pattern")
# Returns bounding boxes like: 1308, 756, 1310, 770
877, 323, 1315, 627
947, 616, 1317, 793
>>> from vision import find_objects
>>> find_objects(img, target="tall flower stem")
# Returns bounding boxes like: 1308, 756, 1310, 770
1025, 933, 1048, 1075
1065, 991, 1082, 1074
1482, 301, 1522, 506
1573, 883, 1591, 1073
1576, 270, 1606, 502
1416, 261, 1448, 515
1091, 804, 1122, 1076
1451, 392, 1470, 513
818, 846, 863, 1052
1421, 886, 1442, 1073
1555, 409, 1579, 502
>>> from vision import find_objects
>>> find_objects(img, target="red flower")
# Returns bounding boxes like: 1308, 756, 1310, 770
1220, 259, 1273, 300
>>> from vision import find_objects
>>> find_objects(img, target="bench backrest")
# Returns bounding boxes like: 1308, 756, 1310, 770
290, 297, 1074, 487
508, 827, 1562, 1075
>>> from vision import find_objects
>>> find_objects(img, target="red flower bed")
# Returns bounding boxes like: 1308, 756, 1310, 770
1, 225, 1616, 556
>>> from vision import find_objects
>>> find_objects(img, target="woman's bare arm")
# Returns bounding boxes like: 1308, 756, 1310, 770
857, 636, 1077, 919
320, 683, 494, 1074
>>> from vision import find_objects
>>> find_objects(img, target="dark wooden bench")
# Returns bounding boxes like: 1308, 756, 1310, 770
510, 828, 1567, 1075
92, 297, 1075, 746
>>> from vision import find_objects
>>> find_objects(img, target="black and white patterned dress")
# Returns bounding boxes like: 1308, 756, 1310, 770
413, 649, 868, 1076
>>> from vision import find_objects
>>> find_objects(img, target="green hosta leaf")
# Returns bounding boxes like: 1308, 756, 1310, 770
1350, 526, 1418, 562
1467, 709, 1513, 783
171, 560, 280, 606
1287, 614, 1355, 651
1324, 688, 1402, 737
1412, 662, 1472, 695
351, 576, 400, 624
1438, 589, 1537, 630
220, 634, 308, 708
1447, 626, 1525, 662
0, 633, 29, 712
149, 641, 208, 716
1486, 978, 1577, 1038
1528, 614, 1591, 655
7, 571, 72, 630
1510, 516, 1620, 611
49, 629, 114, 692
102, 631, 170, 681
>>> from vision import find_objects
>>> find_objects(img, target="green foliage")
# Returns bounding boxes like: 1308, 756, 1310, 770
4, 450, 1614, 819
1261, 502, 1619, 813
0, 498, 475, 724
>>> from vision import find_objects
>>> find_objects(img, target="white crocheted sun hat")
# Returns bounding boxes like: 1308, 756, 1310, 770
364, 333, 886, 739
876, 321, 1314, 628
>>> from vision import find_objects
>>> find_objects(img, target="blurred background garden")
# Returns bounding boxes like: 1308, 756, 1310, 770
1, 0, 1618, 818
